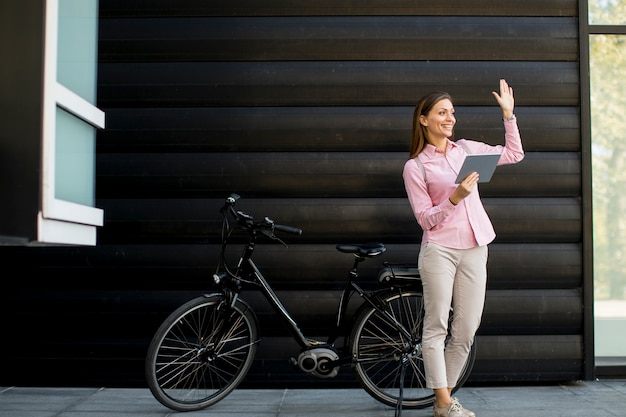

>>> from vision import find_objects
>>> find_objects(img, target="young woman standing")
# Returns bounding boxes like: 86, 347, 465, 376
402, 79, 524, 417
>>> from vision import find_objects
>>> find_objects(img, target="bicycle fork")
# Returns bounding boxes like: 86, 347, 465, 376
204, 290, 259, 363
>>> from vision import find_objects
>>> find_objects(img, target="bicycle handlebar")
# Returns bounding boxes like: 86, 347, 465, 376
221, 193, 303, 236
273, 223, 303, 235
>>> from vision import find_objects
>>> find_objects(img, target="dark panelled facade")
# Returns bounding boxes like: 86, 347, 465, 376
0, 0, 585, 387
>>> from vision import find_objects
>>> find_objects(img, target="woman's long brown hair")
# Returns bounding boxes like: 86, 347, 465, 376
409, 91, 454, 159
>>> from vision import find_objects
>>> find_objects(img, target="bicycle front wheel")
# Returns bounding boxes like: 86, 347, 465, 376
145, 294, 258, 412
350, 289, 475, 409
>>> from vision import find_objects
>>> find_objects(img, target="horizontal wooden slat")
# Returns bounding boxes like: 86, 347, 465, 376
224, 288, 583, 335
0, 242, 581, 291
481, 289, 582, 335
247, 335, 584, 384
0, 335, 583, 387
97, 61, 579, 107
487, 244, 581, 290
99, 0, 578, 18
489, 198, 581, 243
94, 196, 580, 244
3, 288, 580, 338
95, 152, 579, 199
98, 16, 577, 62
97, 106, 579, 153
471, 335, 583, 381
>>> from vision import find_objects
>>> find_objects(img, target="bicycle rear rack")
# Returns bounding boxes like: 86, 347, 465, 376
377, 263, 421, 285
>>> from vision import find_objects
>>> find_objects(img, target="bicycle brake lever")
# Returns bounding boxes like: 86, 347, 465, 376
260, 229, 288, 247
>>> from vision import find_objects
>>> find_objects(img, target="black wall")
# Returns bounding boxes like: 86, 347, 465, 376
0, 1, 44, 242
0, 0, 585, 387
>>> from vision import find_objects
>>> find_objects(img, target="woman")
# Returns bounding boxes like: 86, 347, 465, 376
402, 79, 524, 417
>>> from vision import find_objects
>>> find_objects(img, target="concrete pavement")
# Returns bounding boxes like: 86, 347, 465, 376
1, 379, 624, 416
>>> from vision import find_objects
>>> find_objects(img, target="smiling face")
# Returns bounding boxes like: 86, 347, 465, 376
419, 98, 456, 143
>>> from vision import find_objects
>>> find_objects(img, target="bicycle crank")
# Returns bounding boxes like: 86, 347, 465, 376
294, 347, 340, 378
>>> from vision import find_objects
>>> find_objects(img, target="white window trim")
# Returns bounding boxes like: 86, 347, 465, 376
40, 0, 104, 245
56, 83, 105, 129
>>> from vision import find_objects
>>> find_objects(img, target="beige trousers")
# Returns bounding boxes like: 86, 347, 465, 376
418, 242, 488, 389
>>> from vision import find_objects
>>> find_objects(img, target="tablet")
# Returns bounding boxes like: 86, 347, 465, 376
455, 153, 501, 183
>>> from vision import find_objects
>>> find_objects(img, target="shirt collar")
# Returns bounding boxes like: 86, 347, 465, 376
422, 139, 458, 159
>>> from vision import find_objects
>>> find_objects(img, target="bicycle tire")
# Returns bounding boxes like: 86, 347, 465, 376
145, 294, 258, 412
350, 289, 476, 410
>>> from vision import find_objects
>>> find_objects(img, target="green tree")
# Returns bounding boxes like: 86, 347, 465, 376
590, 1, 626, 300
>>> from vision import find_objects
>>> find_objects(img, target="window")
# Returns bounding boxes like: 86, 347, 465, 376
588, 0, 626, 367
40, 0, 104, 245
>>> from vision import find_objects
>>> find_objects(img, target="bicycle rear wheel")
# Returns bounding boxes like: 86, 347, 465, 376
145, 294, 258, 412
350, 289, 476, 409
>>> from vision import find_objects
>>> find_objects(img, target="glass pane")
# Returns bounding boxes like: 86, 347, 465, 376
57, 0, 98, 103
55, 106, 95, 206
590, 35, 626, 358
589, 0, 626, 25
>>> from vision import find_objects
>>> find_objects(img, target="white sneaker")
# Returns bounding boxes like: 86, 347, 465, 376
433, 397, 475, 417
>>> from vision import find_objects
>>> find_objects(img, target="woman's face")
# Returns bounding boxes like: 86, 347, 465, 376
420, 98, 455, 141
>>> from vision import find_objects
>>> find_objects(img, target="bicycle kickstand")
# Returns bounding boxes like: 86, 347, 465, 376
395, 354, 408, 417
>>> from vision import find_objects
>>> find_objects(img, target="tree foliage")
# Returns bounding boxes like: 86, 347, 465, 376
589, 1, 626, 299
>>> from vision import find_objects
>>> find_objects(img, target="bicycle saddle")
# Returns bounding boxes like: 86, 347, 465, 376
335, 242, 386, 257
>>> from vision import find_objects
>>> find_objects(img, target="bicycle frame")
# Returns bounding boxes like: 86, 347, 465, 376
218, 236, 414, 355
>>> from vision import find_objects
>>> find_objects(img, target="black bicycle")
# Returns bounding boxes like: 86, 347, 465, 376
145, 193, 476, 415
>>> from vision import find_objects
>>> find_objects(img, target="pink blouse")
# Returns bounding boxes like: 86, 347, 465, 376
402, 118, 524, 249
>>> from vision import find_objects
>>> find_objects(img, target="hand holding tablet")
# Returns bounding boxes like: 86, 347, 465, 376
455, 154, 501, 184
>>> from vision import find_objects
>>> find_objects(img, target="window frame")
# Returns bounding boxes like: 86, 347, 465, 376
581, 0, 626, 378
40, 0, 104, 245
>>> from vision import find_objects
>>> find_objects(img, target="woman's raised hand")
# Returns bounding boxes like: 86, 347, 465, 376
491, 79, 514, 119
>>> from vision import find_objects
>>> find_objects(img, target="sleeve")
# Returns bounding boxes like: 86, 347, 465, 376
403, 158, 456, 231
456, 118, 524, 165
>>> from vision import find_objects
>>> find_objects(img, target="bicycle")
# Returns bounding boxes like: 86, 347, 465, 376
145, 193, 476, 415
